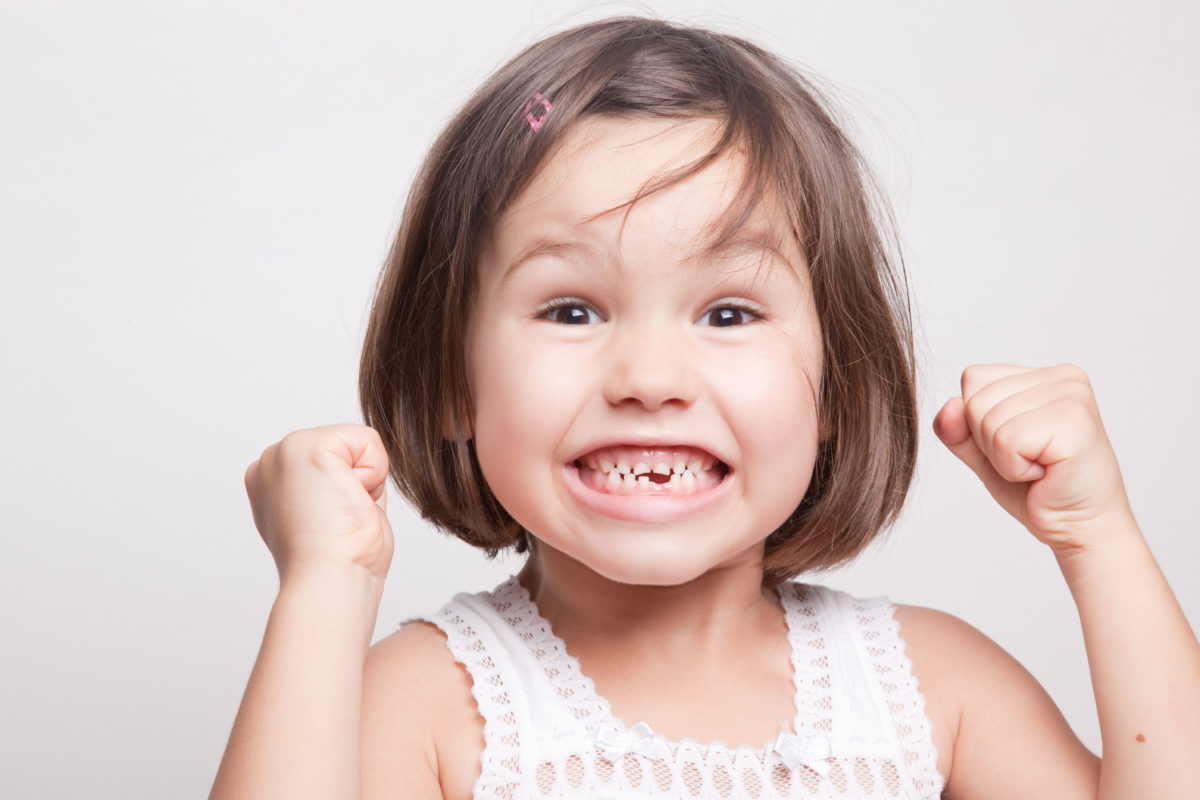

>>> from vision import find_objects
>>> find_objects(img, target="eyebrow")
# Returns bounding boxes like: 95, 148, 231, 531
498, 230, 801, 285
692, 235, 799, 273
499, 237, 601, 286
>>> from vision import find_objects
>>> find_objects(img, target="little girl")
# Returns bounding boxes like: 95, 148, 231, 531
211, 17, 1200, 800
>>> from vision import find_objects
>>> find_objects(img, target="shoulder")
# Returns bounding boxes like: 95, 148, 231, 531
362, 620, 485, 800
892, 604, 1098, 799
893, 603, 1001, 698
365, 617, 468, 687
888, 604, 978, 783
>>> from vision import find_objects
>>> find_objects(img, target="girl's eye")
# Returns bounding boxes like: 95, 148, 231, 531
539, 301, 603, 325
697, 304, 760, 328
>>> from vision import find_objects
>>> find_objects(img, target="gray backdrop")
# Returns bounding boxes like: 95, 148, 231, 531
3, 0, 1197, 796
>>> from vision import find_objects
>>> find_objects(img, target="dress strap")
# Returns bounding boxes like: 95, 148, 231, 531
800, 586, 943, 799
423, 578, 610, 799
424, 589, 532, 800
842, 592, 943, 798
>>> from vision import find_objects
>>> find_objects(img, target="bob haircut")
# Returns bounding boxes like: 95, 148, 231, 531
360, 16, 917, 587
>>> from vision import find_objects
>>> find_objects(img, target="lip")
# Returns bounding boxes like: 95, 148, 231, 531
562, 441, 734, 524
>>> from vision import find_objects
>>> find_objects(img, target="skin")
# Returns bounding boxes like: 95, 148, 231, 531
464, 116, 822, 756
210, 119, 1200, 800
467, 116, 823, 591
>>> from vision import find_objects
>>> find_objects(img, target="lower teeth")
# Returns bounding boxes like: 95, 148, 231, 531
592, 466, 703, 494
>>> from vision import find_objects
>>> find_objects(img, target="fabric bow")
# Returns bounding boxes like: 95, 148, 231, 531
772, 731, 833, 776
595, 722, 670, 762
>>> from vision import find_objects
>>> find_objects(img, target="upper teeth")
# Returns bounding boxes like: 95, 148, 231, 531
589, 459, 712, 477
580, 446, 719, 483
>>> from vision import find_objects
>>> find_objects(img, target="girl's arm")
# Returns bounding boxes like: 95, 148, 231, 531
1055, 520, 1200, 799
931, 364, 1200, 800
209, 566, 381, 799
209, 425, 441, 800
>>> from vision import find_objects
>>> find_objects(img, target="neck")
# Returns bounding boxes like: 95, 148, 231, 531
517, 540, 780, 653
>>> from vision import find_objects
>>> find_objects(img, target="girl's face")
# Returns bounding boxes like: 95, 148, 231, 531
468, 117, 823, 587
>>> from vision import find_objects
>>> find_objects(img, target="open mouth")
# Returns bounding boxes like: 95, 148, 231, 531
572, 445, 730, 495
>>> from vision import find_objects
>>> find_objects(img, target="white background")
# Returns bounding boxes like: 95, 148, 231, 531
3, 0, 1197, 796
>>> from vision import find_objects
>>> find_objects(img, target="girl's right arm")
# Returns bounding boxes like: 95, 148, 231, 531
209, 425, 442, 800
925, 365, 1200, 799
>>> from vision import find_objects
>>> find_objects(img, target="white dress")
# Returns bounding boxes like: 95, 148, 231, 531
422, 576, 944, 799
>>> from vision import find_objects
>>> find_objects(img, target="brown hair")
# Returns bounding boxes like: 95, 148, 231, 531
359, 16, 917, 586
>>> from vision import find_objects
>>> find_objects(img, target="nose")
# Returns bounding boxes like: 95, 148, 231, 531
601, 322, 697, 411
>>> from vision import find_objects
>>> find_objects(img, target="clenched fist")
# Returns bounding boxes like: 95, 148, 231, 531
934, 364, 1136, 555
244, 424, 394, 587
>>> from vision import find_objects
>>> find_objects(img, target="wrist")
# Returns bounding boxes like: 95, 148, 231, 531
275, 562, 384, 647
279, 559, 384, 599
1052, 513, 1149, 586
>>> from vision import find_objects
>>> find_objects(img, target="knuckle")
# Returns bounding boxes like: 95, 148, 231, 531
1055, 363, 1090, 386
960, 365, 977, 394
243, 461, 259, 489
978, 410, 999, 442
276, 430, 309, 459
1053, 378, 1097, 418
362, 424, 385, 449
1063, 380, 1093, 405
962, 393, 986, 429
1063, 397, 1095, 429
991, 419, 1019, 453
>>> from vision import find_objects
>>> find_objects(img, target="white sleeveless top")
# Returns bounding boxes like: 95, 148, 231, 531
423, 577, 943, 799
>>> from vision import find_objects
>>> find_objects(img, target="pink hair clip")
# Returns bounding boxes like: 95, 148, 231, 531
524, 92, 552, 132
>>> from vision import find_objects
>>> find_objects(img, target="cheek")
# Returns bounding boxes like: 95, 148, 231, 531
470, 338, 588, 474
469, 358, 538, 523
723, 338, 820, 417
716, 341, 822, 485
469, 346, 591, 533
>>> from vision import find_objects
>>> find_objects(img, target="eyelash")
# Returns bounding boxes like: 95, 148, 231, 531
535, 297, 764, 327
697, 298, 764, 328
537, 297, 603, 325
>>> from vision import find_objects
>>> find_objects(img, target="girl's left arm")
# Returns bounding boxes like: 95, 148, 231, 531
934, 364, 1200, 800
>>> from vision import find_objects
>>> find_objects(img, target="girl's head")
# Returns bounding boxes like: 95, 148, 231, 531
360, 16, 917, 587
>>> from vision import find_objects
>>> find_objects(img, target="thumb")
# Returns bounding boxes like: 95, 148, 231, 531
933, 397, 1027, 522
933, 397, 989, 478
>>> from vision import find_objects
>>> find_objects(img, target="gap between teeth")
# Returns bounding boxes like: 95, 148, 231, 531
587, 459, 712, 477
602, 469, 696, 493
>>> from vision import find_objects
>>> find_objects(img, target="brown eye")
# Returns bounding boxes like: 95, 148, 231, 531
698, 305, 758, 327
540, 301, 602, 325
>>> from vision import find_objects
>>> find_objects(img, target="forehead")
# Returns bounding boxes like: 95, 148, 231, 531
516, 116, 725, 210
485, 116, 804, 279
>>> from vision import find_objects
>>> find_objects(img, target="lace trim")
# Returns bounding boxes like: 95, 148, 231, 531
781, 583, 834, 742
488, 578, 612, 733
427, 602, 524, 800
851, 596, 945, 799
493, 577, 816, 755
427, 578, 943, 799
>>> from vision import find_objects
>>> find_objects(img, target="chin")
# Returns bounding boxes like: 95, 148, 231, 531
595, 563, 705, 588
576, 542, 754, 589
